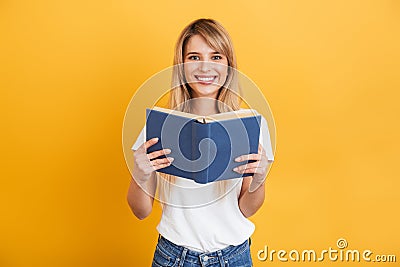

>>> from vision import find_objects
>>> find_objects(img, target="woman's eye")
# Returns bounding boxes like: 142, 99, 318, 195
188, 55, 200, 60
212, 55, 223, 60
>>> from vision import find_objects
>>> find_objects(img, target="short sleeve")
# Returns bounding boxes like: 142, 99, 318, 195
259, 116, 274, 162
131, 127, 146, 151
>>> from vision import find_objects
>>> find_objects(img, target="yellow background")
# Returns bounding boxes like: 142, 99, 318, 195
1, 0, 399, 266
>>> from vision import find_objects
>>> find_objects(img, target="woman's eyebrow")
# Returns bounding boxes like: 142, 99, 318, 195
186, 52, 200, 56
185, 51, 222, 56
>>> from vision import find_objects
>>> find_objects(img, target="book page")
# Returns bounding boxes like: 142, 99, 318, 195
204, 109, 259, 123
152, 106, 204, 121
151, 106, 258, 123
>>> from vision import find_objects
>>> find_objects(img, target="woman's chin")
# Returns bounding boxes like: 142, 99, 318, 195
189, 83, 221, 98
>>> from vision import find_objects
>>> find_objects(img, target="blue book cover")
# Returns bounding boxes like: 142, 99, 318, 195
146, 107, 261, 184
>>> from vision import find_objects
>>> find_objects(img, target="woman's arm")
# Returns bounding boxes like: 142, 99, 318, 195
238, 177, 266, 218
127, 172, 156, 220
126, 138, 173, 220
235, 145, 272, 217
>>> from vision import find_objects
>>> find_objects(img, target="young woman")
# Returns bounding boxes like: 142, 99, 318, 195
127, 18, 274, 267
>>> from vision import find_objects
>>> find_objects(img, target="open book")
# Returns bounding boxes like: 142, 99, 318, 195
146, 107, 261, 184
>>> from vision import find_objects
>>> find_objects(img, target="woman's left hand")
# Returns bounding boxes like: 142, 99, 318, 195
233, 144, 272, 192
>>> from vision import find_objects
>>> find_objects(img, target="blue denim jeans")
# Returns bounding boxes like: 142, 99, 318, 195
152, 235, 252, 267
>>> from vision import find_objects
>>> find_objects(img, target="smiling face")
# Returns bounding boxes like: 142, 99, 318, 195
183, 35, 229, 99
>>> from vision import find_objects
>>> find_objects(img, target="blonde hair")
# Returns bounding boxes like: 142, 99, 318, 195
158, 18, 242, 203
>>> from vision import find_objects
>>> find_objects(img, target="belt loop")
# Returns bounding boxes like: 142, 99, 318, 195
217, 250, 225, 266
179, 247, 188, 267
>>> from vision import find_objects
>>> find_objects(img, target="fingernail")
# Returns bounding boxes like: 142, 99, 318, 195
153, 137, 159, 142
165, 149, 171, 153
168, 157, 174, 162
233, 167, 238, 172
234, 157, 240, 162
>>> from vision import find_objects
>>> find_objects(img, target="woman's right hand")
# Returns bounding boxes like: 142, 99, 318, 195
133, 137, 174, 185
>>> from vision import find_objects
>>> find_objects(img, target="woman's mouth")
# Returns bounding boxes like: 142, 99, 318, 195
194, 75, 217, 85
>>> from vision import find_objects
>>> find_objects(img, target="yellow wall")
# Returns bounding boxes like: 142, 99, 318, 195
1, 0, 399, 266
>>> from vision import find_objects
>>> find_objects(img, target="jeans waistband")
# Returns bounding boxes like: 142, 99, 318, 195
157, 235, 250, 265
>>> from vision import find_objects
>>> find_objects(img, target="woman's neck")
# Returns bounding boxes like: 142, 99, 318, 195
189, 97, 218, 116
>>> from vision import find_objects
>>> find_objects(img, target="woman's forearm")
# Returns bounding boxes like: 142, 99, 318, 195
238, 181, 265, 218
126, 173, 156, 220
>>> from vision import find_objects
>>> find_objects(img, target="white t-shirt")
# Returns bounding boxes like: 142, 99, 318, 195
131, 115, 274, 252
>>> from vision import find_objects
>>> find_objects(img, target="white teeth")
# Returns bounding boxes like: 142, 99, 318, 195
196, 76, 215, 82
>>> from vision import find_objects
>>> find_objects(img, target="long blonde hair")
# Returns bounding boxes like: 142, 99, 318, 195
158, 18, 242, 203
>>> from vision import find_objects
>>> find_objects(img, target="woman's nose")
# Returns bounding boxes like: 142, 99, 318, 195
199, 60, 211, 72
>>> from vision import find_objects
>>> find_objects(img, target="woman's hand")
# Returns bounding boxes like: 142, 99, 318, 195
233, 144, 272, 192
133, 138, 174, 185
